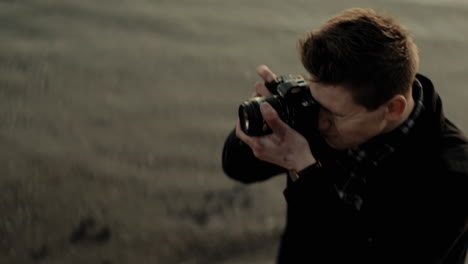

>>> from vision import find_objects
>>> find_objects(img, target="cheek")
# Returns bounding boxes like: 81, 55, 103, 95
335, 121, 359, 138
335, 119, 379, 143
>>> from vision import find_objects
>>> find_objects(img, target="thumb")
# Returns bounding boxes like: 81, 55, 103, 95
260, 103, 287, 137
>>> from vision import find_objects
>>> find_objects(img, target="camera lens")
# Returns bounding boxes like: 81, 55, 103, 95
239, 97, 266, 136
238, 96, 286, 136
237, 74, 319, 139
242, 107, 250, 131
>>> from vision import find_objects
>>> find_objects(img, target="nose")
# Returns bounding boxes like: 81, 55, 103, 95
318, 109, 333, 132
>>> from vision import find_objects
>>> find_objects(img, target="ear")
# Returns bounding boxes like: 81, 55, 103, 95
385, 95, 407, 122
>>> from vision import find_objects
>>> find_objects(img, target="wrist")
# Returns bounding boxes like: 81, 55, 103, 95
293, 153, 316, 172
288, 161, 321, 182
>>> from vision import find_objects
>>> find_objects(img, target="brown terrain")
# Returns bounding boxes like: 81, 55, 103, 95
0, 0, 467, 263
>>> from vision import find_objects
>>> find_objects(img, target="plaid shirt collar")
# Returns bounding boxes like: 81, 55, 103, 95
335, 78, 425, 210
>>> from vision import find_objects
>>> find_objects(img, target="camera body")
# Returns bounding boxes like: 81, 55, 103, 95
238, 74, 319, 137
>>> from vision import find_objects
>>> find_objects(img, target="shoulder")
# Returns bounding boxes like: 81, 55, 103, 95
441, 144, 468, 174
440, 119, 468, 174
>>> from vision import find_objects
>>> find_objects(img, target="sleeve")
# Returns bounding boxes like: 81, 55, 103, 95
221, 129, 286, 183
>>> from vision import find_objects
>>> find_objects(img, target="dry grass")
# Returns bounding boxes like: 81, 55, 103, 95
0, 0, 467, 263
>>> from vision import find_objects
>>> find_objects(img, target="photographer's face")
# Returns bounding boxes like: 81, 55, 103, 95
310, 82, 388, 150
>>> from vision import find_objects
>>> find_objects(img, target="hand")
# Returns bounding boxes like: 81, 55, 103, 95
251, 65, 277, 97
236, 102, 316, 171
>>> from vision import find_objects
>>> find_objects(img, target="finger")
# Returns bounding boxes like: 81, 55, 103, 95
260, 103, 288, 138
256, 65, 277, 83
236, 120, 271, 160
254, 81, 271, 97
235, 120, 256, 147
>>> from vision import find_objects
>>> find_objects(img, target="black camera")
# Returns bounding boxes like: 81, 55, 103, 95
238, 74, 320, 137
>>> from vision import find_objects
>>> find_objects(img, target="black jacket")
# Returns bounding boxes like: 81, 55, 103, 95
222, 74, 468, 263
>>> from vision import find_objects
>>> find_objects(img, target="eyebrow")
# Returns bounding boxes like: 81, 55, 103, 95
307, 79, 347, 117
310, 93, 346, 117
320, 104, 345, 117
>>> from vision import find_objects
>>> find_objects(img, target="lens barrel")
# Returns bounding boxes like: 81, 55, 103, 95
237, 74, 318, 137
238, 96, 287, 136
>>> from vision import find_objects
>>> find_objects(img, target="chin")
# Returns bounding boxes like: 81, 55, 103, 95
325, 138, 351, 150
329, 144, 347, 150
325, 138, 340, 149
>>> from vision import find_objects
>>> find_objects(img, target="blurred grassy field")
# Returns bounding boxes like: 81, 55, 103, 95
0, 0, 467, 263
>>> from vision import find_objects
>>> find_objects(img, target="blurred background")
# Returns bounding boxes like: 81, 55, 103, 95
0, 0, 467, 263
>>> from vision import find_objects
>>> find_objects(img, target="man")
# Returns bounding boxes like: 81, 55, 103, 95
222, 8, 468, 263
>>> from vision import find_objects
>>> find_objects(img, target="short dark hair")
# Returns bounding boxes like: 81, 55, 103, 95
299, 8, 419, 110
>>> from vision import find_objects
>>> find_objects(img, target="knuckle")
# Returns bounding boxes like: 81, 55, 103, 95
251, 142, 264, 154
254, 81, 264, 91
252, 148, 265, 159
235, 124, 242, 136
263, 112, 278, 123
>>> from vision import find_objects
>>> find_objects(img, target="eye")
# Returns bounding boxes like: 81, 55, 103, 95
332, 113, 347, 122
